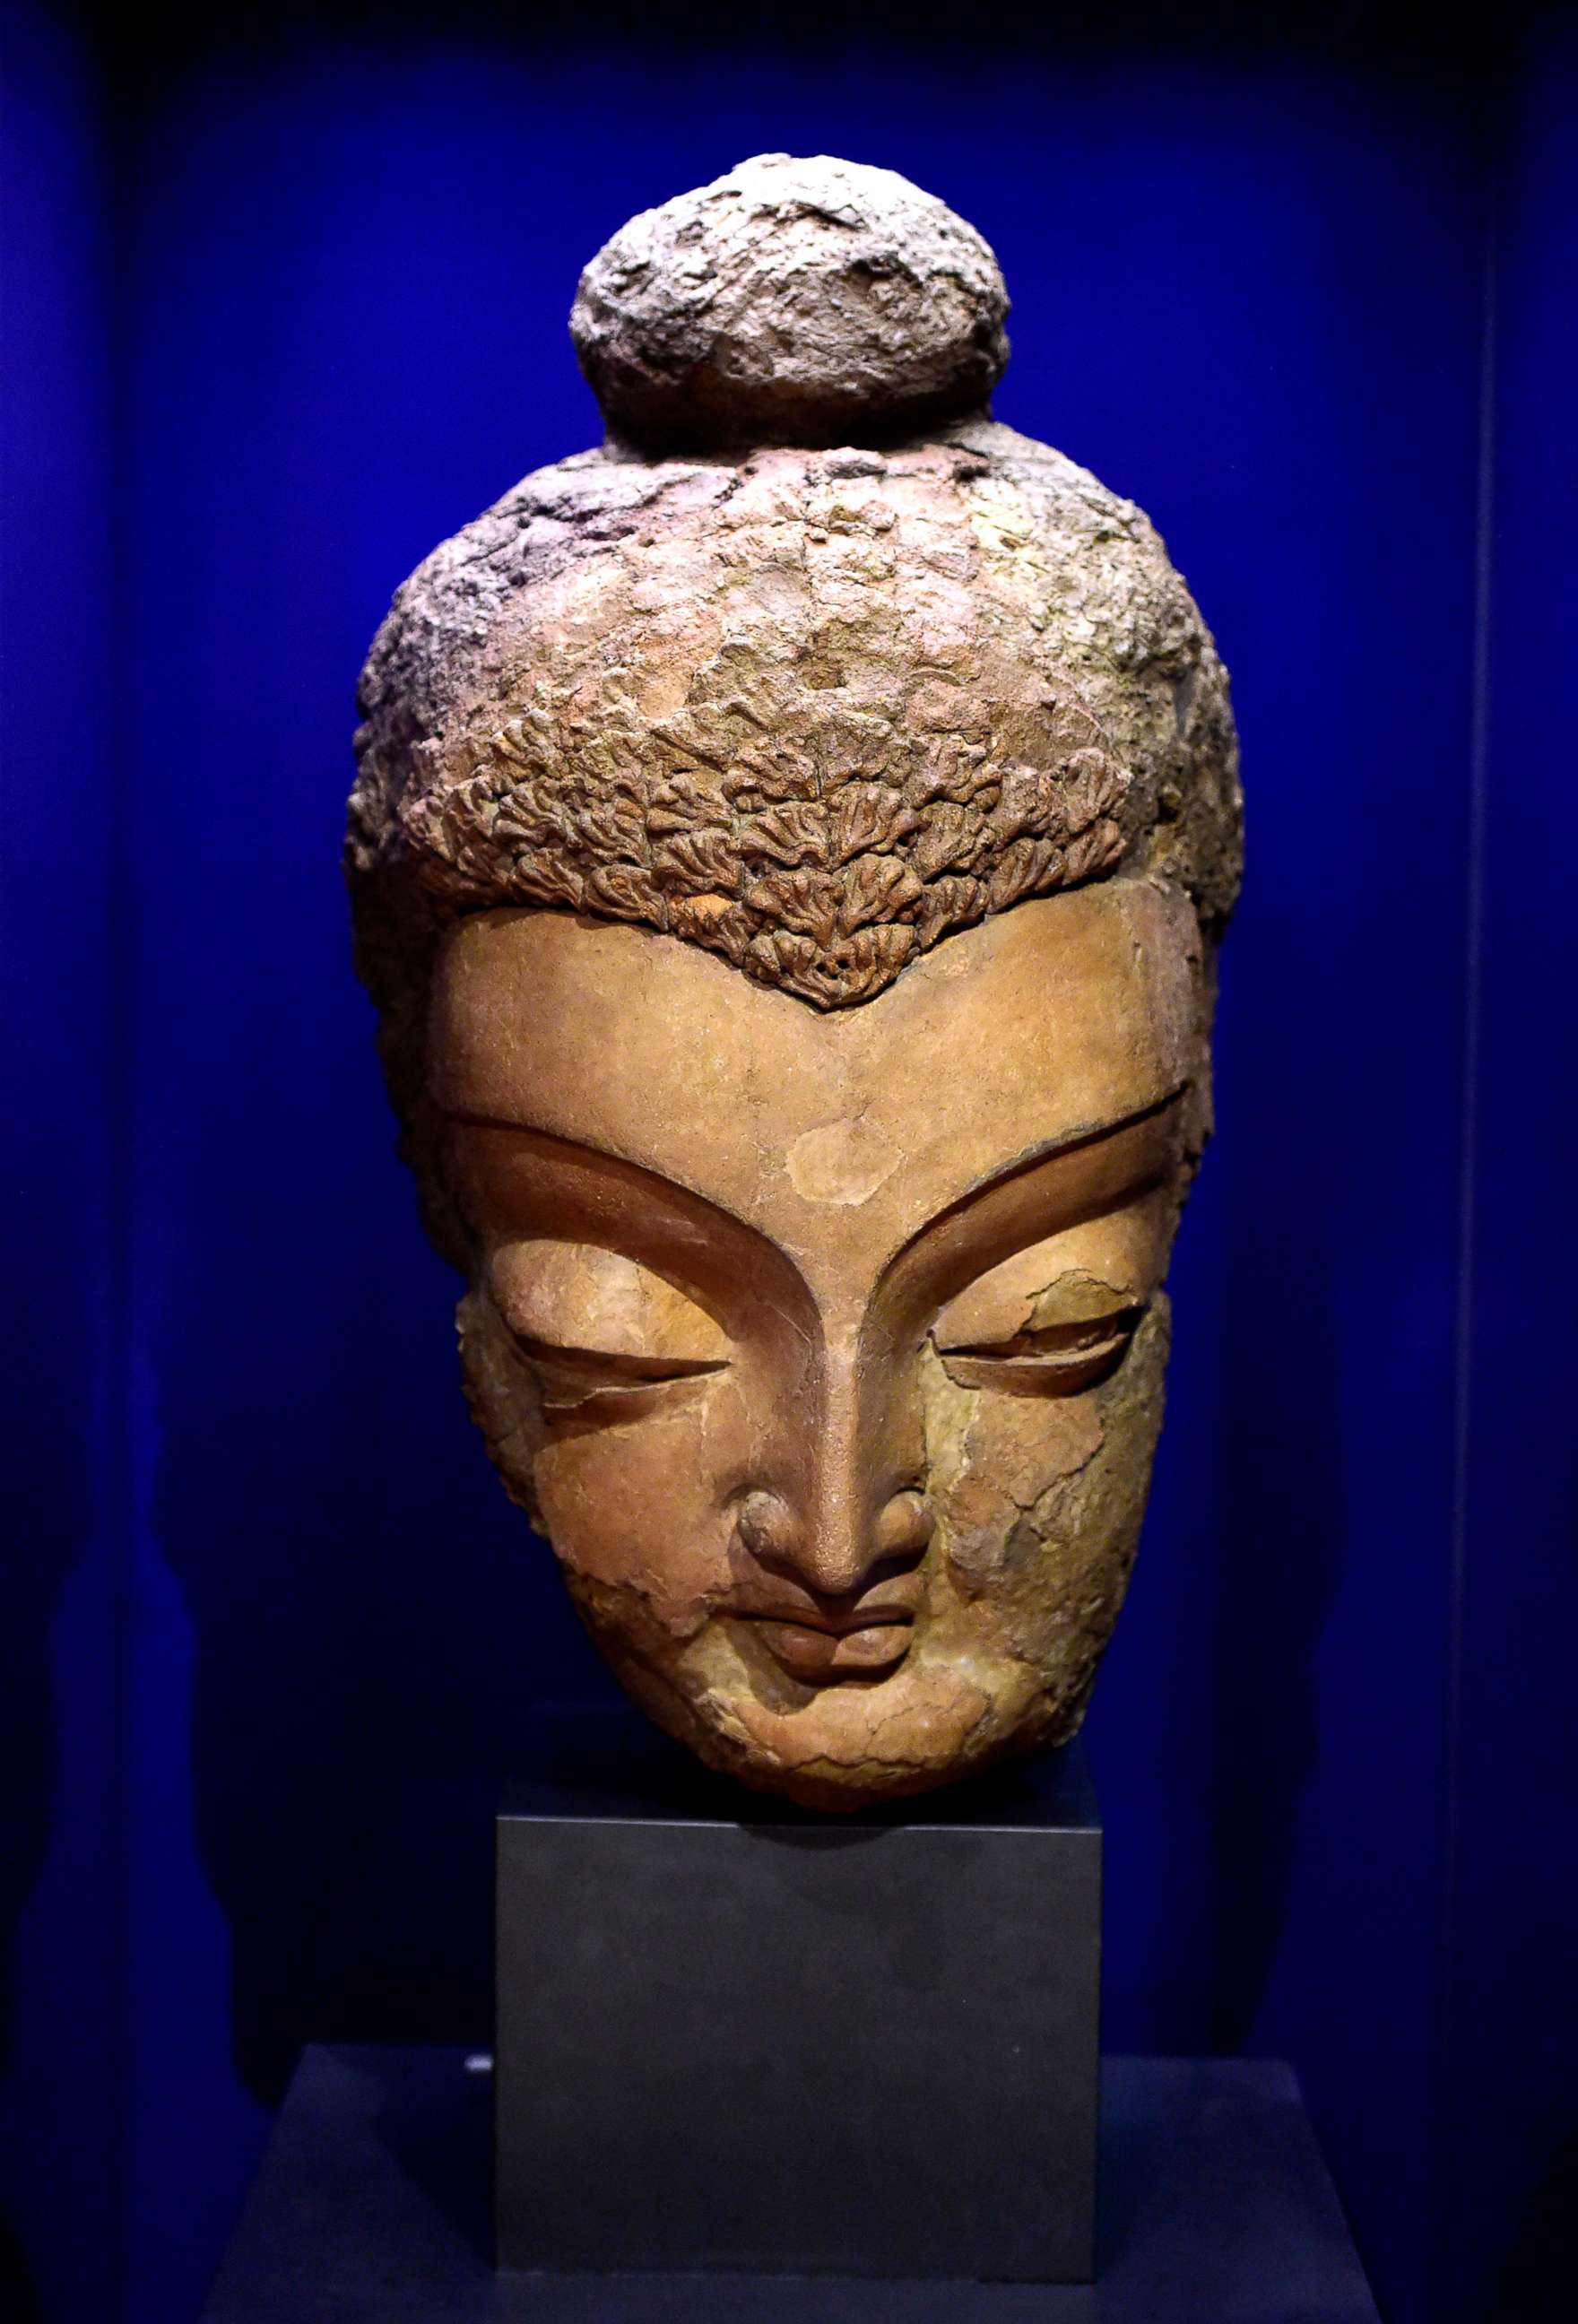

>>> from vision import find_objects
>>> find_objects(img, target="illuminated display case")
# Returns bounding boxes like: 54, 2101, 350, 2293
3, 6, 1574, 2321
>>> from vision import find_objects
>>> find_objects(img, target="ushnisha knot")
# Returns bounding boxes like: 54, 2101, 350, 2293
568, 152, 1010, 452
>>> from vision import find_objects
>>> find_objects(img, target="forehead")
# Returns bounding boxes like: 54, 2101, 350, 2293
430, 881, 1198, 1263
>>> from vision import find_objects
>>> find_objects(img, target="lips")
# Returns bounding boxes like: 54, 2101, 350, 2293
739, 1608, 915, 1682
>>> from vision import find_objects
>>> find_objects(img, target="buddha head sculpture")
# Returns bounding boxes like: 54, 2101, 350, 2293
347, 155, 1242, 1809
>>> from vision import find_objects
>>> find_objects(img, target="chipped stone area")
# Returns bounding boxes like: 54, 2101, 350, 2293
457, 1209, 1176, 1810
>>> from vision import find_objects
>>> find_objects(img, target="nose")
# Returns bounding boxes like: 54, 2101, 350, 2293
733, 1345, 932, 1600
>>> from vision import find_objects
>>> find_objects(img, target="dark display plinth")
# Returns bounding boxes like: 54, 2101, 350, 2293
198, 2044, 1379, 2321
498, 1715, 1101, 2281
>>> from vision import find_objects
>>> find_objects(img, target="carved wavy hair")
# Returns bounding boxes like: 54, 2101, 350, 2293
347, 421, 1242, 1222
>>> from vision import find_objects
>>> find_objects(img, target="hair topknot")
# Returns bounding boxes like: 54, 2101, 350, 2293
569, 153, 1010, 453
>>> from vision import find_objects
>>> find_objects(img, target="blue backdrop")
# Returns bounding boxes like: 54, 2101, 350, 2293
4, 7, 1575, 2321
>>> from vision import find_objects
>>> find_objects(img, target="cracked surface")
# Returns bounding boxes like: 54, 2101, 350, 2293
435, 891, 1200, 1807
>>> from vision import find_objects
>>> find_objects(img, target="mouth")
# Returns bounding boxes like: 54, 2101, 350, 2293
738, 1609, 915, 1683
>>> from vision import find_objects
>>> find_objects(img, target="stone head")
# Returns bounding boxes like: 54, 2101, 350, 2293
347, 154, 1242, 1808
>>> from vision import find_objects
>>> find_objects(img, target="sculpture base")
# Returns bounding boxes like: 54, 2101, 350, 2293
497, 1710, 1102, 2281
198, 2043, 1380, 2320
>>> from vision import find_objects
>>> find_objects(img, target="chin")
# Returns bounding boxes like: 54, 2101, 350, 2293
602, 1614, 1075, 1814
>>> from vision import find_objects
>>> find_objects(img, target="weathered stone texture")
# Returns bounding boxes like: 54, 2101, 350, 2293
350, 423, 1238, 1145
569, 152, 1010, 450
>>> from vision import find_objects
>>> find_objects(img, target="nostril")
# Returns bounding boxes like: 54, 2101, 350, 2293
875, 1489, 933, 1565
735, 1488, 799, 1567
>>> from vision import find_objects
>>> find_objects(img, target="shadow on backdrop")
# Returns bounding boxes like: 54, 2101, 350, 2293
1211, 910, 1347, 2050
151, 1028, 616, 2097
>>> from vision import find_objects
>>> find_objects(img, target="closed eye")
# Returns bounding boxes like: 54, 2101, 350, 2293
507, 1332, 728, 1428
511, 1334, 728, 1387
935, 1306, 1144, 1397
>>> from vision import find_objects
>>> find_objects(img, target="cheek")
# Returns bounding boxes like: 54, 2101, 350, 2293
457, 1289, 545, 1512
925, 1303, 1171, 1618
533, 1391, 748, 1620
460, 1287, 760, 1626
925, 1349, 1102, 1591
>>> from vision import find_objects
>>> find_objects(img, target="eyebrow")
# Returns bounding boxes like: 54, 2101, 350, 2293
871, 1080, 1190, 1303
438, 1080, 1186, 1158
441, 1079, 1188, 1229
441, 1114, 813, 1314
923, 1080, 1189, 1221
446, 1083, 1189, 1348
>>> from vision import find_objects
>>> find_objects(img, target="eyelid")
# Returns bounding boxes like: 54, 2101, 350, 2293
934, 1305, 1143, 1397
508, 1336, 728, 1430
510, 1333, 728, 1388
939, 1305, 1144, 1360
449, 1120, 814, 1340
932, 1239, 1150, 1349
486, 1237, 730, 1367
